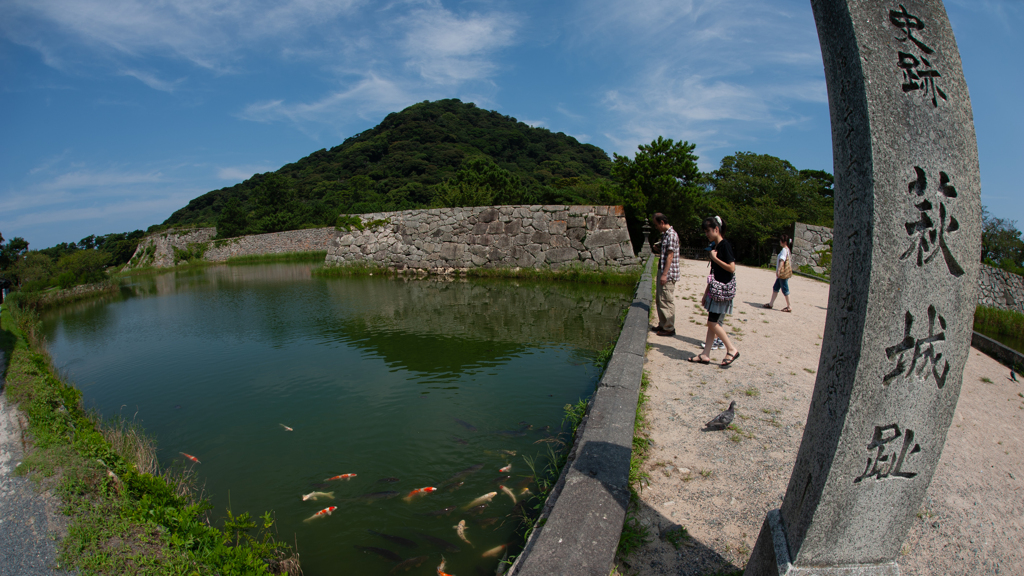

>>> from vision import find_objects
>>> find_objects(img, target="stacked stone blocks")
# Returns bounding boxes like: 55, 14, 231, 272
325, 205, 639, 272
791, 222, 833, 274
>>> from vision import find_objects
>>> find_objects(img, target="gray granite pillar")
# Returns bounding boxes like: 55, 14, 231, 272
745, 1, 981, 574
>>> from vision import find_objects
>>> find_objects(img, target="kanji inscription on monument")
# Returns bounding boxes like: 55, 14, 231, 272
745, 1, 981, 574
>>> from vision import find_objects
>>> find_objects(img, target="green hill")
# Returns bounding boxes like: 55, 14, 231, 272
162, 99, 621, 238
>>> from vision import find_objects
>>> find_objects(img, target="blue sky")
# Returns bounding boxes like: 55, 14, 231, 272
2, 0, 1021, 249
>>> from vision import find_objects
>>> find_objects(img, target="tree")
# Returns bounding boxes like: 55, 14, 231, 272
611, 137, 702, 245
0, 235, 29, 272
981, 207, 1024, 274
703, 152, 834, 263
216, 198, 249, 239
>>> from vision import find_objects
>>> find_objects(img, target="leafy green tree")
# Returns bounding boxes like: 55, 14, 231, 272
704, 152, 834, 263
11, 251, 56, 290
216, 198, 249, 239
0, 235, 29, 273
981, 208, 1024, 275
431, 156, 531, 207
56, 250, 110, 288
611, 137, 702, 250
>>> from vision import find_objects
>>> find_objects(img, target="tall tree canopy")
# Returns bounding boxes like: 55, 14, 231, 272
981, 208, 1024, 275
611, 137, 702, 248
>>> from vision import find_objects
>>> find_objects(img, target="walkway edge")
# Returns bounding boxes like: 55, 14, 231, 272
971, 330, 1024, 369
509, 256, 654, 576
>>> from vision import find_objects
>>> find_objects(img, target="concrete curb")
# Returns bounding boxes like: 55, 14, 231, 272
971, 331, 1024, 370
508, 256, 654, 576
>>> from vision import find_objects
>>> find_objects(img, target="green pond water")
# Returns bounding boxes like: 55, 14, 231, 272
39, 263, 634, 576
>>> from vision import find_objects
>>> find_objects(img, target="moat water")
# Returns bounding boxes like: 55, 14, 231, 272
39, 263, 634, 575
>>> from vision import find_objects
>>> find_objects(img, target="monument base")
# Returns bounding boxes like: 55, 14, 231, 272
745, 510, 900, 576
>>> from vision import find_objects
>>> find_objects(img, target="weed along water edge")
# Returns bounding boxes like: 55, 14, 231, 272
38, 263, 634, 575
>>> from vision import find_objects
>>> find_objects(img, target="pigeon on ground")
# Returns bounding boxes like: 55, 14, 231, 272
705, 401, 736, 430
1012, 370, 1018, 383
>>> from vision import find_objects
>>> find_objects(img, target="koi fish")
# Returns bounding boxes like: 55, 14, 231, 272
453, 519, 472, 546
499, 450, 517, 457
420, 506, 456, 517
466, 504, 488, 515
437, 556, 455, 576
404, 486, 437, 501
416, 532, 461, 553
465, 492, 497, 509
482, 544, 507, 558
358, 491, 401, 500
514, 477, 532, 490
441, 481, 464, 492
478, 517, 500, 528
179, 452, 200, 464
326, 473, 356, 481
279, 424, 293, 432
499, 485, 516, 505
303, 506, 337, 522
391, 555, 428, 574
354, 545, 403, 562
498, 464, 512, 473
377, 477, 400, 483
454, 418, 477, 431
302, 491, 334, 501
367, 529, 417, 548
443, 464, 483, 483
492, 475, 510, 484
520, 488, 533, 498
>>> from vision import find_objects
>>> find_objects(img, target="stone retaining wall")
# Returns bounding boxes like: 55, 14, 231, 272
125, 205, 638, 272
509, 256, 653, 575
326, 205, 639, 272
791, 222, 833, 274
978, 264, 1024, 314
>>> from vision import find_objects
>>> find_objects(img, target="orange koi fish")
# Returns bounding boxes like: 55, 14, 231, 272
325, 473, 357, 481
404, 486, 437, 501
179, 452, 201, 464
303, 505, 337, 522
498, 464, 512, 473
481, 543, 507, 558
437, 555, 455, 576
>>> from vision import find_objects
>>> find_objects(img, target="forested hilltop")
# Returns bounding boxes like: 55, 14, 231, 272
163, 99, 620, 237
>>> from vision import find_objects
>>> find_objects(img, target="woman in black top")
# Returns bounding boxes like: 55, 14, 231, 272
688, 216, 740, 367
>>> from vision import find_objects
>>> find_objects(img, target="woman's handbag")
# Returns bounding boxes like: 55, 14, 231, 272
778, 257, 793, 280
707, 272, 737, 302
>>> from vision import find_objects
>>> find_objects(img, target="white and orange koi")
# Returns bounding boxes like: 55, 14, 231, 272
464, 491, 497, 509
482, 543, 507, 558
301, 491, 334, 501
498, 464, 512, 473
453, 519, 472, 546
499, 485, 516, 505
437, 556, 455, 576
179, 452, 201, 464
404, 486, 437, 501
279, 424, 293, 432
325, 473, 356, 481
520, 488, 533, 498
303, 505, 337, 522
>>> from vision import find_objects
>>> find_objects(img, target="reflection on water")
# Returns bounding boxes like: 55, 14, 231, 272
40, 264, 633, 575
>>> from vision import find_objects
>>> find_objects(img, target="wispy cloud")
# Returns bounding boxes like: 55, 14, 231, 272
399, 5, 518, 84
119, 69, 185, 92
216, 166, 274, 181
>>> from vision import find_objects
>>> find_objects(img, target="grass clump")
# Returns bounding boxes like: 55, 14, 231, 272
311, 261, 392, 277
1, 302, 299, 575
466, 264, 641, 286
226, 251, 327, 265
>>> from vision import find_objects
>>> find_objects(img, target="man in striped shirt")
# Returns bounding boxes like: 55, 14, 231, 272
653, 213, 679, 336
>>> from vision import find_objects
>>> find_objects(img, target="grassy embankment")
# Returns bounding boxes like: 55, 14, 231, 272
225, 251, 327, 265
312, 260, 642, 286
0, 303, 299, 575
974, 305, 1024, 362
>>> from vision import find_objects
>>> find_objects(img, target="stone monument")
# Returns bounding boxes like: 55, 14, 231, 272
745, 1, 981, 574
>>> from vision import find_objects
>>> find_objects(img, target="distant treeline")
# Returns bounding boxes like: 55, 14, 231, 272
0, 230, 144, 291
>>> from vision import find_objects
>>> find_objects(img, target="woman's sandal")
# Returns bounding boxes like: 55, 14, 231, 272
763, 303, 773, 309
720, 351, 741, 367
781, 307, 792, 313
687, 355, 711, 364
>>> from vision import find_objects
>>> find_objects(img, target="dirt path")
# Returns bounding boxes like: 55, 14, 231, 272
624, 260, 1024, 576
0, 349, 70, 576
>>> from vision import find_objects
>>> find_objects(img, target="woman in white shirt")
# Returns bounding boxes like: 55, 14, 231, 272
763, 234, 792, 312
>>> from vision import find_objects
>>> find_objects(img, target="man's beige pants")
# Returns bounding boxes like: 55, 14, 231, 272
656, 280, 675, 332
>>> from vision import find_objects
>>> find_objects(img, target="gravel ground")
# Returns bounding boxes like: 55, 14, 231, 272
623, 260, 1024, 576
0, 350, 71, 576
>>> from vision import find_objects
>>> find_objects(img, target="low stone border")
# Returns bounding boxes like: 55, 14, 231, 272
508, 256, 654, 576
971, 331, 1024, 370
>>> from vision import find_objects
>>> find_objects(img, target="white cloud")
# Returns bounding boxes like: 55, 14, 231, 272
400, 5, 518, 84
38, 169, 163, 191
119, 69, 185, 92
239, 73, 413, 128
216, 166, 273, 181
